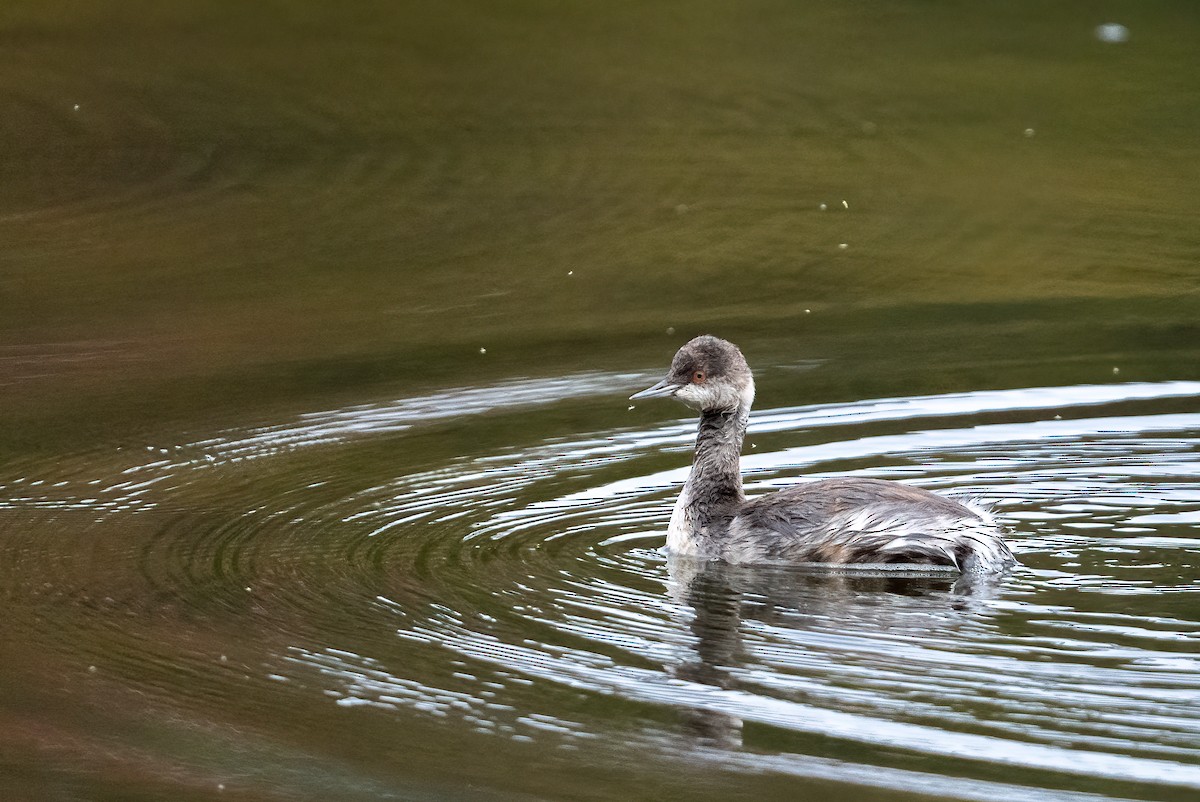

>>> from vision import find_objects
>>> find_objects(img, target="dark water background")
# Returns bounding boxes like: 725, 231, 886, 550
2, 2, 1199, 800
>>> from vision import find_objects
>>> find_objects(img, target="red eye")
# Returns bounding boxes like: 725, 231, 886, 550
692, 370, 706, 383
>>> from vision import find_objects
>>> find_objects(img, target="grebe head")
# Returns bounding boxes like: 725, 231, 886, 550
631, 335, 755, 412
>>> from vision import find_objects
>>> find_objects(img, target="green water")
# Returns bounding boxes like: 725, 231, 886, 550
2, 3, 1199, 800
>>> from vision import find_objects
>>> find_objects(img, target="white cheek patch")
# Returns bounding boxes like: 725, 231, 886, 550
675, 383, 706, 409
677, 380, 752, 411
740, 379, 755, 409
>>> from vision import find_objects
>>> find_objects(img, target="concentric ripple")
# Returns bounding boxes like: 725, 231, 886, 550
2, 377, 1199, 800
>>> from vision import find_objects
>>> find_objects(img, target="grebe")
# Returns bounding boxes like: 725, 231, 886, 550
631, 336, 1015, 574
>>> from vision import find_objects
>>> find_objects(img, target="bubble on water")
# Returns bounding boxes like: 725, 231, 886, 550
1095, 23, 1129, 44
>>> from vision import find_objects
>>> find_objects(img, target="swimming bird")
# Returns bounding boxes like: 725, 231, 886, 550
631, 336, 1015, 574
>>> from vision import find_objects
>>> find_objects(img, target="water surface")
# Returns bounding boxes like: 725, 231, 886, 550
2, 2, 1199, 800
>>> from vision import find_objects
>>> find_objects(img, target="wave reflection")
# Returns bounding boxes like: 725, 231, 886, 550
3, 377, 1199, 798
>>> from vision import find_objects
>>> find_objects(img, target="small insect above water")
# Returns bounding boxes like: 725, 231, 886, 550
631, 336, 1015, 574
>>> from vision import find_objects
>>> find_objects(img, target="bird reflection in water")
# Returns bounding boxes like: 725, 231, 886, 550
664, 556, 1005, 749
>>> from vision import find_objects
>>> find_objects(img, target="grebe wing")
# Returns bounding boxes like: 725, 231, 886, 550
733, 478, 1011, 570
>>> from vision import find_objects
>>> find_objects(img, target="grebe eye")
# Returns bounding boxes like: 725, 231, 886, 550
692, 370, 706, 383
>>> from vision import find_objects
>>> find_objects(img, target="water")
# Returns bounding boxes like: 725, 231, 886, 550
2, 3, 1199, 800
4, 379, 1200, 799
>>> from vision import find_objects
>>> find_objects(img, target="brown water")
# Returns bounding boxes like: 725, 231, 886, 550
2, 3, 1199, 800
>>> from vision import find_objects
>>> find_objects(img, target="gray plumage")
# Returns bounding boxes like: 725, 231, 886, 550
631, 336, 1016, 575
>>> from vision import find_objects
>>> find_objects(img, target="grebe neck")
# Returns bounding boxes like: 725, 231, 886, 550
682, 405, 748, 527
